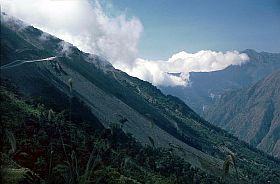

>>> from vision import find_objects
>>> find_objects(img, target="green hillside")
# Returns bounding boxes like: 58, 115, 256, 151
1, 13, 280, 183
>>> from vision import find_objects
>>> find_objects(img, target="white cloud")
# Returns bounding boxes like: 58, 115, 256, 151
1, 0, 143, 67
124, 50, 249, 86
58, 41, 74, 57
1, 0, 249, 87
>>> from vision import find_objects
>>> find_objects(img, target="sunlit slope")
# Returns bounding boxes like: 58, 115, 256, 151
205, 69, 280, 158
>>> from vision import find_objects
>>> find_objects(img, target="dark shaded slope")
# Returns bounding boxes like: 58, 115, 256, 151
1, 14, 280, 183
1, 82, 226, 184
1, 14, 225, 174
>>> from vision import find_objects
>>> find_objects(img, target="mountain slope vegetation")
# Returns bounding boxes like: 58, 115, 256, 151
1, 81, 226, 184
1, 13, 280, 183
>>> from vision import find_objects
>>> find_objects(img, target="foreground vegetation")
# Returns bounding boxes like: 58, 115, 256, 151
1, 79, 279, 183
1, 81, 229, 184
1, 79, 280, 184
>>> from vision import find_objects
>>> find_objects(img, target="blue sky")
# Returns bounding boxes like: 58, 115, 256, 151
4, 0, 278, 86
112, 0, 280, 59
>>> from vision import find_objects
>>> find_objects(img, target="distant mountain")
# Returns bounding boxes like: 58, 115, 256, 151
160, 49, 280, 115
1, 13, 280, 183
204, 70, 280, 158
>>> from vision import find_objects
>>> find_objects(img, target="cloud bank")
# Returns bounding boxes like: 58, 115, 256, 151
1, 0, 249, 87
1, 0, 143, 68
124, 50, 249, 86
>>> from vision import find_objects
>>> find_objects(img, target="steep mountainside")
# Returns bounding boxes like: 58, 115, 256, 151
1, 82, 226, 184
1, 13, 280, 183
160, 50, 280, 115
205, 70, 280, 158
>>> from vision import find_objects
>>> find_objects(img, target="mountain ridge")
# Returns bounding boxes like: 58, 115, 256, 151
160, 49, 280, 114
1, 13, 280, 183
205, 69, 280, 158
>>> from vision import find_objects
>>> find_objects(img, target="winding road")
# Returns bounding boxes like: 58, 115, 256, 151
1, 56, 57, 70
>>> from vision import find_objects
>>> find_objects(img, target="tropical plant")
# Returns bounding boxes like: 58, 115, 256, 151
223, 153, 238, 179
5, 129, 16, 156
68, 78, 73, 123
